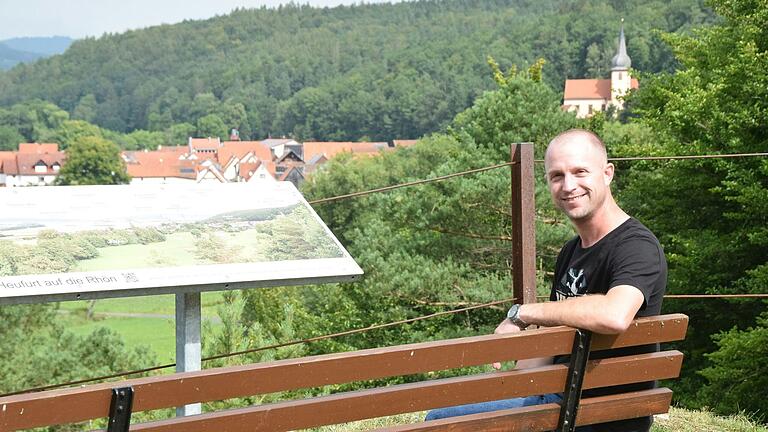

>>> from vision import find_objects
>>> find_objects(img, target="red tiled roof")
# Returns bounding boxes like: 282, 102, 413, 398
157, 145, 189, 155
122, 151, 197, 179
15, 152, 66, 175
0, 151, 17, 175
197, 165, 227, 183
563, 78, 639, 100
18, 143, 59, 154
189, 137, 221, 151
262, 160, 276, 177
191, 152, 218, 162
239, 162, 260, 181
564, 79, 611, 100
219, 141, 273, 167
303, 142, 390, 162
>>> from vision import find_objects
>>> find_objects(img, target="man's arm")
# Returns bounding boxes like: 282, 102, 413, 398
491, 322, 555, 370
513, 356, 554, 369
491, 285, 644, 370
517, 285, 645, 334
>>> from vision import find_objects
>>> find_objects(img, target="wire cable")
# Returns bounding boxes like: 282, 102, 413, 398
664, 293, 768, 299
309, 152, 768, 205
308, 161, 515, 205
0, 297, 517, 398
3, 291, 765, 398
4, 152, 767, 398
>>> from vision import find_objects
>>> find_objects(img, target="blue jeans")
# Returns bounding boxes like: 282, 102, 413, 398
425, 393, 595, 431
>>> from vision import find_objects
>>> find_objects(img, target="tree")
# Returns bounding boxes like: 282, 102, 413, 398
698, 311, 768, 423
55, 136, 130, 185
0, 125, 24, 150
0, 1, 714, 140
0, 304, 156, 395
72, 94, 98, 123
0, 100, 69, 142
625, 0, 768, 415
117, 129, 166, 151
298, 66, 581, 354
196, 114, 227, 139
584, 43, 605, 77
165, 122, 196, 146
40, 119, 104, 150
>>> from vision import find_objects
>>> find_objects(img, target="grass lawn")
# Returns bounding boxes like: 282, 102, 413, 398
312, 407, 768, 431
58, 291, 226, 317
58, 291, 228, 362
61, 313, 178, 364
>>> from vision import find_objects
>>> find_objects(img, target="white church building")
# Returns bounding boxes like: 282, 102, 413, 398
563, 22, 638, 118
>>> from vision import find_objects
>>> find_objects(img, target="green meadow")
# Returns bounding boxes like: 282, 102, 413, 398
59, 292, 227, 363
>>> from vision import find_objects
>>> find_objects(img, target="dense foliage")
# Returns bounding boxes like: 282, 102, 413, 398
0, 0, 765, 425
0, 0, 714, 143
624, 0, 768, 418
0, 99, 169, 151
55, 135, 130, 185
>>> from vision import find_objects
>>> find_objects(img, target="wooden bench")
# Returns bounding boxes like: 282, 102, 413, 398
0, 313, 687, 432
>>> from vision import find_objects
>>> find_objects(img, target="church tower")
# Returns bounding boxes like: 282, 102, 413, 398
610, 20, 632, 110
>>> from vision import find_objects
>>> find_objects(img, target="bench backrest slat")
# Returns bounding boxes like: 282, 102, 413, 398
375, 388, 674, 432
0, 314, 688, 431
129, 351, 683, 432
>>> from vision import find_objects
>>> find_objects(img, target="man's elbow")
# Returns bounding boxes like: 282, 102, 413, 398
596, 314, 635, 334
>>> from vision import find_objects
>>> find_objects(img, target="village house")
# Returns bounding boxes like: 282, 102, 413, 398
1, 137, 418, 187
0, 143, 66, 187
562, 21, 638, 118
261, 138, 301, 160
122, 146, 198, 184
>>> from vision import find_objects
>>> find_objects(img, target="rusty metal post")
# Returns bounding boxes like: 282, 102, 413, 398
510, 143, 536, 304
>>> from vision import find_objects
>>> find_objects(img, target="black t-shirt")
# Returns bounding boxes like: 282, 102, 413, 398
551, 217, 667, 432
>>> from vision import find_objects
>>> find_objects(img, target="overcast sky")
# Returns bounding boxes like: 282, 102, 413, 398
0, 0, 399, 40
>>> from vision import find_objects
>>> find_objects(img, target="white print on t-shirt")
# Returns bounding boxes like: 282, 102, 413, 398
557, 268, 587, 300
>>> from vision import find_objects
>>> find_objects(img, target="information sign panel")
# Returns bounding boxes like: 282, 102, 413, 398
0, 181, 362, 305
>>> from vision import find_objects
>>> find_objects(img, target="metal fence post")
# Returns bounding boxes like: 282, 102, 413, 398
510, 143, 537, 305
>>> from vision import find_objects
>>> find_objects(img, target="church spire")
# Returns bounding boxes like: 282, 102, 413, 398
611, 19, 631, 70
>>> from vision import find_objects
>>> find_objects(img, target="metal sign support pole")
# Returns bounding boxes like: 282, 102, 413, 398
176, 291, 202, 417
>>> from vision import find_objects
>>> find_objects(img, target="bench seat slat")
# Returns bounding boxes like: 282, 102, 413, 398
130, 351, 683, 432
0, 314, 688, 431
375, 388, 673, 432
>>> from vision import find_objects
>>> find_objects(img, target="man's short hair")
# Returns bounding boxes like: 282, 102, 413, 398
547, 129, 607, 160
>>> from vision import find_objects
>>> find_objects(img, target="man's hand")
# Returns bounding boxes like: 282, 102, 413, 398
492, 318, 522, 370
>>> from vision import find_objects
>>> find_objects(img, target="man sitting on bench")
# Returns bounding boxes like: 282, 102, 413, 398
426, 129, 667, 432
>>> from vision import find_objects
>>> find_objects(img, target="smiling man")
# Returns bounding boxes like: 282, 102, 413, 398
426, 129, 667, 432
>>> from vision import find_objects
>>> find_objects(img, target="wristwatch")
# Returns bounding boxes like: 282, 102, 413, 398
506, 304, 530, 330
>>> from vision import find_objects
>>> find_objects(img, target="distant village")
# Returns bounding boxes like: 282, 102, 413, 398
0, 23, 637, 191
0, 134, 417, 188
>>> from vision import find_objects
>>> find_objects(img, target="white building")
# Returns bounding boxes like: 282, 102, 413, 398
563, 22, 638, 118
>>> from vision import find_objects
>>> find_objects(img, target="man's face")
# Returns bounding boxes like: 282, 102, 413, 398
544, 139, 613, 222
